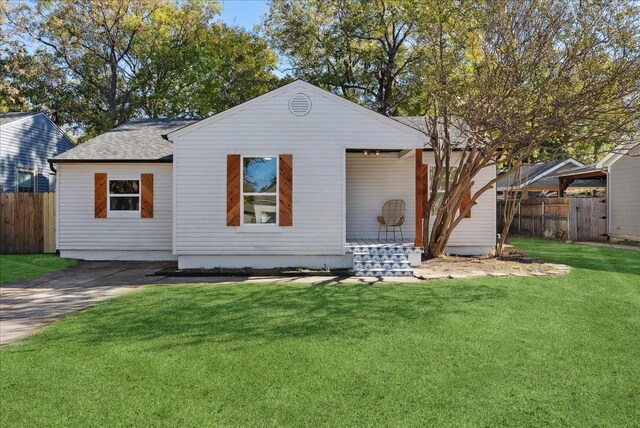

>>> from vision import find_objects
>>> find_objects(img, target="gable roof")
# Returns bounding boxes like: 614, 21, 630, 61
552, 140, 640, 180
497, 158, 584, 190
0, 112, 41, 128
164, 80, 426, 141
51, 118, 196, 163
596, 140, 640, 168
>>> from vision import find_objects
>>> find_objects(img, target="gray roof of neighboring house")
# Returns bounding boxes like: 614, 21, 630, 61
0, 112, 40, 127
51, 118, 197, 162
497, 159, 583, 189
393, 116, 467, 146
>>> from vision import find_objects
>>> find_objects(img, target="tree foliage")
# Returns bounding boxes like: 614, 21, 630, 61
264, 0, 424, 115
3, 0, 278, 139
266, 0, 640, 256
419, 0, 640, 256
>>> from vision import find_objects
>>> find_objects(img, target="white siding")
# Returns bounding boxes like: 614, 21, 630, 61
345, 151, 496, 252
346, 152, 416, 240
423, 152, 496, 251
608, 154, 640, 240
57, 163, 174, 256
174, 81, 424, 258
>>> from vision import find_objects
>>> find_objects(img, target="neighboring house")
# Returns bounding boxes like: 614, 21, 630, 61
0, 112, 75, 193
556, 142, 640, 242
495, 158, 600, 199
51, 81, 497, 273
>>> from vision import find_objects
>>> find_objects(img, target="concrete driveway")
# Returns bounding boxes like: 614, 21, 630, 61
0, 261, 172, 346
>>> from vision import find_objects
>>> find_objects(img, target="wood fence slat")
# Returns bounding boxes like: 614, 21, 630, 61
0, 192, 55, 254
497, 197, 605, 242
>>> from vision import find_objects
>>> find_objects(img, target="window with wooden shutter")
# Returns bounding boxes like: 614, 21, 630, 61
460, 190, 472, 218
141, 173, 153, 218
279, 154, 293, 226
227, 154, 241, 226
94, 173, 107, 218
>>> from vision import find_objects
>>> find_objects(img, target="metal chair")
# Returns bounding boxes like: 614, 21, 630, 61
377, 199, 406, 240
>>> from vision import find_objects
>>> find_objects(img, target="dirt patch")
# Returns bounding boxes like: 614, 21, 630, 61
415, 254, 570, 280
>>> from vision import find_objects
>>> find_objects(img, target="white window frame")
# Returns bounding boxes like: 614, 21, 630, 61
107, 174, 141, 219
15, 166, 37, 193
241, 155, 279, 227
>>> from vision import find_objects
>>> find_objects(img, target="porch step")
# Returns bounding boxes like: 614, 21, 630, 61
353, 268, 414, 277
353, 253, 410, 262
354, 260, 411, 270
348, 242, 421, 278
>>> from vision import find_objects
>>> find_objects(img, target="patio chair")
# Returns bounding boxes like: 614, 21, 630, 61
377, 199, 406, 240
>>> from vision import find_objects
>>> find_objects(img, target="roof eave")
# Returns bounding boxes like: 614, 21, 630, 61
49, 158, 173, 164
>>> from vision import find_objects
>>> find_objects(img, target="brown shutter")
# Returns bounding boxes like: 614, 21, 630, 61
460, 190, 472, 218
141, 173, 154, 218
227, 154, 241, 226
415, 150, 426, 247
94, 173, 107, 218
279, 154, 293, 226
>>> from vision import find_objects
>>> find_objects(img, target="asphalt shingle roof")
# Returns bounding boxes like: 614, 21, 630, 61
0, 112, 40, 127
497, 159, 572, 189
51, 118, 197, 162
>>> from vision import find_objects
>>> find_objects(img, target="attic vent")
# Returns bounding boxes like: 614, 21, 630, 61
289, 93, 312, 116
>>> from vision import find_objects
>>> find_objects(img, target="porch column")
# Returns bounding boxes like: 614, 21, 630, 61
415, 149, 426, 247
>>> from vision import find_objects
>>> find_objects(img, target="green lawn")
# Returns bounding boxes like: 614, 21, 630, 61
0, 254, 77, 283
1, 239, 639, 426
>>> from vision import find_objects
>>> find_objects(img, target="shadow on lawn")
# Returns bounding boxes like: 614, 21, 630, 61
512, 239, 640, 276
21, 282, 506, 350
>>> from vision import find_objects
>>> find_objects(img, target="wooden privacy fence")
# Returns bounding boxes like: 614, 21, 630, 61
0, 193, 56, 253
497, 197, 607, 242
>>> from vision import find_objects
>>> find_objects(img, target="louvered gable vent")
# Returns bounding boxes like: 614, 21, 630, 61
289, 93, 312, 116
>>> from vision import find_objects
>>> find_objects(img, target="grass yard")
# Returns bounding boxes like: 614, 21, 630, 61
1, 238, 639, 426
0, 254, 77, 283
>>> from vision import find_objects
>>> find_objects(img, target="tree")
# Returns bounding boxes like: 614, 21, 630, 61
4, 0, 278, 139
264, 0, 424, 115
137, 23, 279, 118
417, 0, 640, 256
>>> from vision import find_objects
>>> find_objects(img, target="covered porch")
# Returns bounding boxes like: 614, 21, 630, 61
344, 148, 426, 275
345, 148, 427, 245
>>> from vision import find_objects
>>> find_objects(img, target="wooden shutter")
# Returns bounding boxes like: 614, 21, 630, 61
141, 173, 154, 218
94, 173, 107, 218
460, 190, 472, 218
415, 150, 427, 247
227, 154, 241, 226
279, 154, 293, 226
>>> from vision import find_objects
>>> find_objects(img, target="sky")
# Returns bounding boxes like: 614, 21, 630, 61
219, 0, 270, 31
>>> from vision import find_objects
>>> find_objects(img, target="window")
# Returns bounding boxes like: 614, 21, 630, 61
429, 167, 458, 215
16, 167, 36, 193
108, 179, 140, 213
242, 157, 277, 224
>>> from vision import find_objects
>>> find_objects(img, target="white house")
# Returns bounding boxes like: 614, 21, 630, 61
51, 81, 497, 276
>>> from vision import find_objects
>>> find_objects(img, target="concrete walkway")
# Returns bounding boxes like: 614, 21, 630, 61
0, 262, 422, 346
